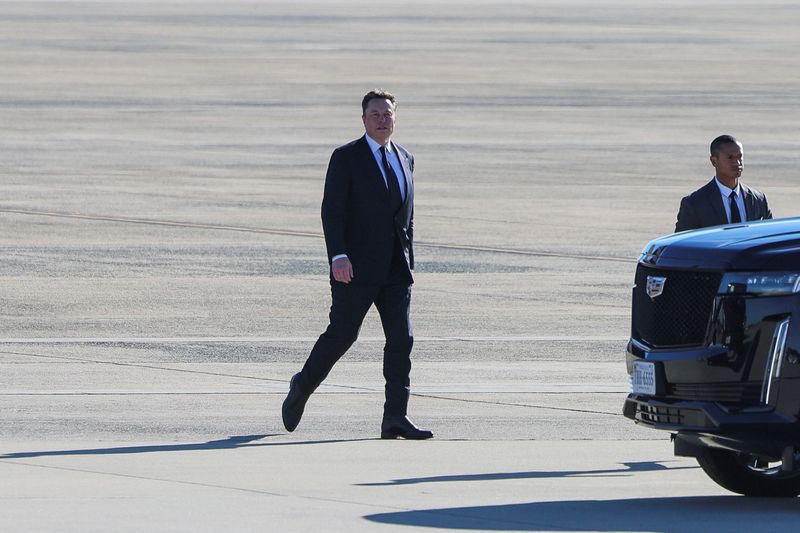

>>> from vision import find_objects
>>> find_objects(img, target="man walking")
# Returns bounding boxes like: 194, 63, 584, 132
282, 89, 432, 439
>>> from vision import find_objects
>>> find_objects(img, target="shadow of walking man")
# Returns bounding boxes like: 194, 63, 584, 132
357, 461, 695, 486
0, 434, 274, 459
0, 435, 379, 459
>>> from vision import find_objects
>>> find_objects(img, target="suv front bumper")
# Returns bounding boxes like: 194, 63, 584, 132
624, 393, 798, 458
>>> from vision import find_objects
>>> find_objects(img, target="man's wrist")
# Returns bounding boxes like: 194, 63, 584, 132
332, 254, 348, 262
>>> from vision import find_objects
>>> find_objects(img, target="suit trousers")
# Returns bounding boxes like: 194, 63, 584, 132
298, 242, 413, 416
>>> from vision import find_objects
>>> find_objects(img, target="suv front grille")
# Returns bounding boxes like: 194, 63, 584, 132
632, 265, 721, 347
638, 403, 685, 425
668, 382, 762, 404
630, 399, 712, 428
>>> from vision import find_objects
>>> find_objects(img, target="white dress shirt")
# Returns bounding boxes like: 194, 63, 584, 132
714, 177, 747, 224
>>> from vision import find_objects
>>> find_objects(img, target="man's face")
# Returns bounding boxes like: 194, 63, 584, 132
711, 142, 744, 184
362, 98, 395, 145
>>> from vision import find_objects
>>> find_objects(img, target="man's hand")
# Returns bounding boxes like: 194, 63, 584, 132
331, 256, 354, 283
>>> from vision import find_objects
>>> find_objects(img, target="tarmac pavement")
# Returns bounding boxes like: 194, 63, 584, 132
2, 1, 800, 531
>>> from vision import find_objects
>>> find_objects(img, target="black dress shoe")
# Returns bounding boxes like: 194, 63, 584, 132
381, 415, 433, 440
282, 373, 308, 432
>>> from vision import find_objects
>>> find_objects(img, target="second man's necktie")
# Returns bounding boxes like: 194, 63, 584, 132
729, 191, 743, 224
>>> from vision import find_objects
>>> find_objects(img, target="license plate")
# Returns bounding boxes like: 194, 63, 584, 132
632, 360, 656, 395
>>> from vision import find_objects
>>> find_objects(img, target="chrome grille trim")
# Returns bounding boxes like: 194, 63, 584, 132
761, 318, 790, 405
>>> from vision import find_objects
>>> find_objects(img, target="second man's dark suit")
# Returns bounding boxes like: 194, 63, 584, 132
675, 179, 772, 233
296, 135, 415, 417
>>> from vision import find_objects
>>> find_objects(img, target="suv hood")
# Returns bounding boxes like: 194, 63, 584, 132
640, 217, 800, 270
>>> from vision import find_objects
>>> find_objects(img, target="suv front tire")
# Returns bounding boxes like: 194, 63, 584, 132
696, 448, 800, 497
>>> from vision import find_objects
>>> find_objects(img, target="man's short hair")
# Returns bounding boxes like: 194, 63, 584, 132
710, 134, 740, 156
362, 89, 396, 114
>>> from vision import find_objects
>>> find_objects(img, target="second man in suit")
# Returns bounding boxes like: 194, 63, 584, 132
675, 134, 772, 232
281, 89, 432, 440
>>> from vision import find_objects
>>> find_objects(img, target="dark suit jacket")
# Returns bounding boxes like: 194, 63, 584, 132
321, 135, 414, 285
675, 179, 772, 233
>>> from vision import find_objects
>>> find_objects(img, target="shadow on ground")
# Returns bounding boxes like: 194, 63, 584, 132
357, 461, 696, 486
364, 496, 799, 531
0, 435, 376, 459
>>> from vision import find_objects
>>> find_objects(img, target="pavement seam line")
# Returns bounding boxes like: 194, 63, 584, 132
0, 459, 540, 523
1, 350, 626, 416
0, 335, 628, 343
0, 206, 635, 263
0, 459, 288, 497
412, 393, 623, 416
0, 460, 585, 530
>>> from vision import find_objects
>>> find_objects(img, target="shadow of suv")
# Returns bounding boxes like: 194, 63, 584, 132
624, 217, 800, 496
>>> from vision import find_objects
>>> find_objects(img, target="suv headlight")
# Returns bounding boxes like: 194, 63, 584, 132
720, 272, 800, 296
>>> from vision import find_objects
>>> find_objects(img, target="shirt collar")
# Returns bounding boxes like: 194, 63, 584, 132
365, 134, 391, 154
714, 176, 741, 197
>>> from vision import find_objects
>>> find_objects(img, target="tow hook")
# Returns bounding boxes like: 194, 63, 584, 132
782, 446, 796, 472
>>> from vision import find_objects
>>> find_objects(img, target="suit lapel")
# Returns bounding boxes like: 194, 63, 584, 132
705, 179, 728, 226
358, 136, 392, 204
391, 141, 413, 210
740, 183, 754, 220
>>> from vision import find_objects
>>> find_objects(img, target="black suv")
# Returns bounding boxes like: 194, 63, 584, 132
624, 217, 800, 496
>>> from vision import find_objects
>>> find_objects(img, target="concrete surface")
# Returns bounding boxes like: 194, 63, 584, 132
2, 1, 800, 531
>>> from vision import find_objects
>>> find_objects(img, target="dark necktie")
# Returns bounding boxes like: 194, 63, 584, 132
729, 191, 742, 223
380, 145, 403, 211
